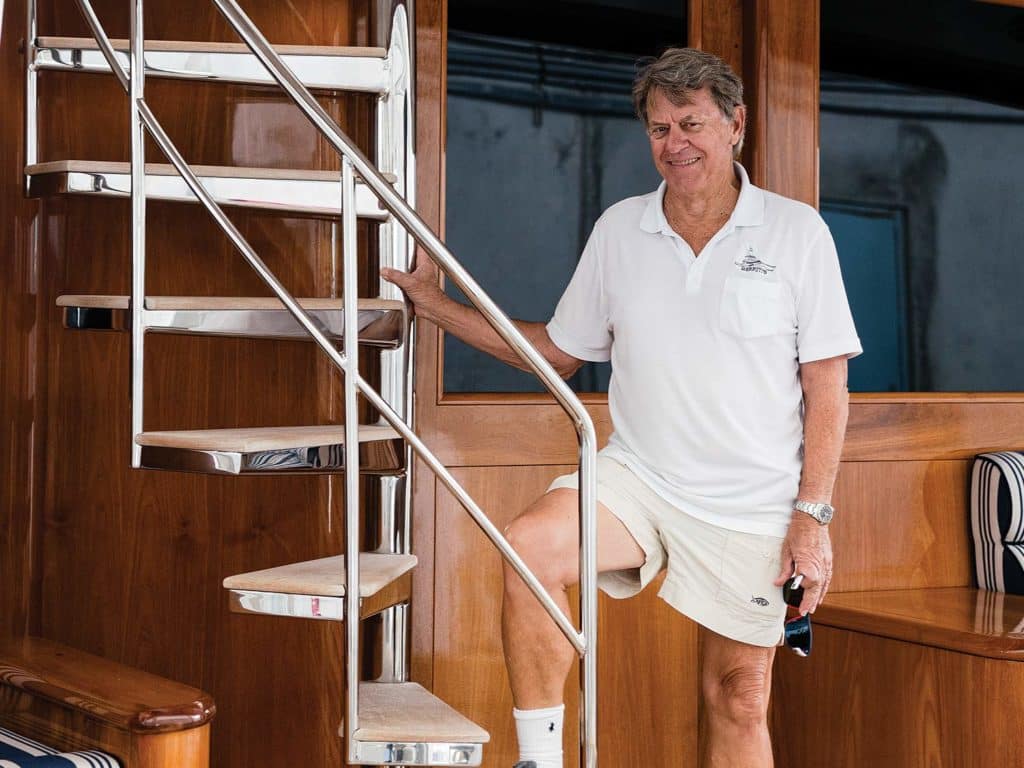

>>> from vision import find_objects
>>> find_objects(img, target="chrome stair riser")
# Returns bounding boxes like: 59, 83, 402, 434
61, 306, 406, 348
34, 42, 390, 93
28, 168, 390, 220
352, 741, 483, 767
139, 439, 404, 476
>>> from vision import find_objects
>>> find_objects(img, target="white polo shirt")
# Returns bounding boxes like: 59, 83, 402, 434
547, 164, 862, 537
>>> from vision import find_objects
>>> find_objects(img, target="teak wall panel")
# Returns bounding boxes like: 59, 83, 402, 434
828, 460, 974, 593
1, 0, 47, 641
433, 466, 699, 768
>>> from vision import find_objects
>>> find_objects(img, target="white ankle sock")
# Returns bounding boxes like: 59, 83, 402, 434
513, 704, 564, 768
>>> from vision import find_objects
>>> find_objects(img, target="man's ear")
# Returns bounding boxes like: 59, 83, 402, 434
732, 104, 747, 145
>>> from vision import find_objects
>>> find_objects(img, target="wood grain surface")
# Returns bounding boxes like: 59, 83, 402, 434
772, 625, 1024, 767
0, 636, 214, 732
222, 552, 417, 597
828, 460, 973, 593
352, 682, 490, 742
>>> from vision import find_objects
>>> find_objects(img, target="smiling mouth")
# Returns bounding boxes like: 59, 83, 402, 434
665, 157, 701, 167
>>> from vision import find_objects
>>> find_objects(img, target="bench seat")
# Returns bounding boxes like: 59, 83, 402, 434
0, 726, 119, 766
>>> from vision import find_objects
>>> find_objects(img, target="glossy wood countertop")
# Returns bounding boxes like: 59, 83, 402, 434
817, 587, 1024, 660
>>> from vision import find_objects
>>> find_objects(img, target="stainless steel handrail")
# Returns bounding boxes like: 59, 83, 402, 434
211, 8, 599, 763
65, 2, 598, 766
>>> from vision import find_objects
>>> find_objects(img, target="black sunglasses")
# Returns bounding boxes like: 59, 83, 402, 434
782, 574, 812, 658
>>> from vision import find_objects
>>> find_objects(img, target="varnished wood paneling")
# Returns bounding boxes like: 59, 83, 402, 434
772, 625, 1024, 767
409, 0, 446, 690
133, 727, 210, 768
829, 460, 973, 592
844, 398, 1024, 460
0, 0, 48, 641
687, 0, 744, 71
433, 466, 699, 768
419, 397, 1024, 467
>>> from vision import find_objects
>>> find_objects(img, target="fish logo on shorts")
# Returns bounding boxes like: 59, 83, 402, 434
750, 596, 770, 607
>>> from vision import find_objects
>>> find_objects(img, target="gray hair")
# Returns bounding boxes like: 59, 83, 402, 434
633, 48, 746, 156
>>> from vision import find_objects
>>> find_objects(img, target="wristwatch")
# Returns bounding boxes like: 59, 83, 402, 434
794, 500, 834, 525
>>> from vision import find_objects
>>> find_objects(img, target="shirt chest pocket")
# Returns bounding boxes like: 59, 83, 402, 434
719, 277, 795, 339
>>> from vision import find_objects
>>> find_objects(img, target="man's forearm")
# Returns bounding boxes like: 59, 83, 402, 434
418, 292, 565, 375
797, 357, 850, 504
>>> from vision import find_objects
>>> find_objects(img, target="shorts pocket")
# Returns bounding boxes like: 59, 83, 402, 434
714, 532, 784, 624
719, 277, 795, 339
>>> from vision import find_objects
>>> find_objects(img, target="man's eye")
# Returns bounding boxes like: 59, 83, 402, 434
649, 126, 667, 137
683, 121, 703, 131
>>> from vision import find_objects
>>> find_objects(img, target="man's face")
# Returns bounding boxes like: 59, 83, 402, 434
645, 86, 745, 200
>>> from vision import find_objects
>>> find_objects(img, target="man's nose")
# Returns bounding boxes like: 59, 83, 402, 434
665, 126, 689, 152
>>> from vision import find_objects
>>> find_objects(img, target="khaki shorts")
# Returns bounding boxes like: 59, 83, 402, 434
549, 455, 786, 647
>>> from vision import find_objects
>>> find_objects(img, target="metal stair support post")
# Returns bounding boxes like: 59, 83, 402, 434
373, 2, 414, 684
342, 155, 363, 756
130, 0, 146, 468
25, 0, 38, 185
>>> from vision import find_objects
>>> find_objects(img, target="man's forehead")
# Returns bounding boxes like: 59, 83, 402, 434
646, 87, 717, 121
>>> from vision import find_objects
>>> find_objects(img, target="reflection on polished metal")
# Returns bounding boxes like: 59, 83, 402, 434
374, 3, 416, 693
374, 603, 409, 682
137, 426, 405, 476
230, 591, 345, 621
58, 296, 406, 348
224, 553, 417, 622
352, 742, 482, 766
34, 38, 390, 93
26, 162, 391, 220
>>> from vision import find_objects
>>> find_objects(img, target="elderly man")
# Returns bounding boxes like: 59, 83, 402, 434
383, 47, 860, 768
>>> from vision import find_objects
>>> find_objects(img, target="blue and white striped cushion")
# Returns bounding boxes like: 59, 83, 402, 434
0, 728, 119, 768
972, 452, 1024, 594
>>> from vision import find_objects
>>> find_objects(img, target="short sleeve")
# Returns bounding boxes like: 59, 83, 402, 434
795, 223, 863, 364
546, 225, 612, 362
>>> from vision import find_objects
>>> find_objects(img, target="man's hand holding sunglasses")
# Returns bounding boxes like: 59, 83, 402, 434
773, 501, 834, 615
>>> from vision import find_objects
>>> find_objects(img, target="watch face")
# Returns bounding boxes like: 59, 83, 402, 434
818, 505, 834, 524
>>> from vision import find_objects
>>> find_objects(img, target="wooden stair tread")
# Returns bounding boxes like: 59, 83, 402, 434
27, 161, 396, 184
0, 636, 215, 733
37, 36, 386, 58
57, 295, 403, 312
136, 424, 400, 451
223, 553, 417, 597
350, 683, 490, 743
817, 587, 1024, 660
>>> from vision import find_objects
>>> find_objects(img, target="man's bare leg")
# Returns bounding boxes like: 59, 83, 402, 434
701, 627, 777, 767
501, 487, 646, 709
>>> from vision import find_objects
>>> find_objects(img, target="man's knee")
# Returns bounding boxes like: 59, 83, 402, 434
702, 655, 771, 728
503, 493, 578, 589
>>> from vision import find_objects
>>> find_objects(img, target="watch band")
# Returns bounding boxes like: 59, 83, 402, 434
794, 499, 834, 525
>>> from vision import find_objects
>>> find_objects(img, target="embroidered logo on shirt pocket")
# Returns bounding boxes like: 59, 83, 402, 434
719, 276, 794, 339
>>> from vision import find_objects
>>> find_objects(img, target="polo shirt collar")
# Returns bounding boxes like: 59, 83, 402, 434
639, 161, 766, 235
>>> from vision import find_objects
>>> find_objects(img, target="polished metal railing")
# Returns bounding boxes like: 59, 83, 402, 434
58, 2, 599, 765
